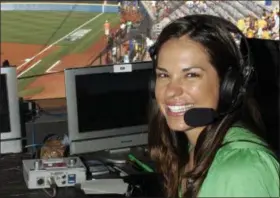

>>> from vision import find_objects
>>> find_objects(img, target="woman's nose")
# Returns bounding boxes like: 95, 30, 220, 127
165, 80, 184, 99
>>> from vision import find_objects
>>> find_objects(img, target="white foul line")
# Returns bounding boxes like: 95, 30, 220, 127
17, 12, 104, 70
17, 60, 41, 78
46, 60, 61, 73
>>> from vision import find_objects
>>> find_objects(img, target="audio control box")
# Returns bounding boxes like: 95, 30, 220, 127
22, 157, 87, 189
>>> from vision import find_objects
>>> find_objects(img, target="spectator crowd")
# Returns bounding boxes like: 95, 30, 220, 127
142, 1, 279, 41
98, 0, 151, 65
99, 0, 279, 66
237, 8, 279, 40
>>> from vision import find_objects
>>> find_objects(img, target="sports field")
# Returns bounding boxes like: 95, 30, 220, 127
1, 8, 120, 98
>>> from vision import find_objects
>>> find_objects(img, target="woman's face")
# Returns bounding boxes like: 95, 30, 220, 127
155, 36, 220, 132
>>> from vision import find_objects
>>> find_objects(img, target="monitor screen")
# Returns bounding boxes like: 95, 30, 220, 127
0, 67, 22, 154
0, 74, 11, 133
75, 69, 151, 133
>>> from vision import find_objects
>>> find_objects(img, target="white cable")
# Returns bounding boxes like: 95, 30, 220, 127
42, 187, 56, 198
42, 176, 57, 198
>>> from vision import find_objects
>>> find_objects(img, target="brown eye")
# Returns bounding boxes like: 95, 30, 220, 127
156, 73, 169, 78
185, 72, 200, 78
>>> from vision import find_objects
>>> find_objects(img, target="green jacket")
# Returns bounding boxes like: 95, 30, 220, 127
197, 127, 279, 197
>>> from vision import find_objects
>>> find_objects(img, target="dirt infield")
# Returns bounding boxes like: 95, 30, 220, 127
49, 36, 108, 72
0, 43, 57, 75
24, 27, 119, 100
2, 13, 139, 100
0, 40, 107, 100
24, 72, 66, 99
23, 56, 107, 100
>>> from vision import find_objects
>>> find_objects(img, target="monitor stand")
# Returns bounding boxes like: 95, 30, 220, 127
81, 146, 148, 164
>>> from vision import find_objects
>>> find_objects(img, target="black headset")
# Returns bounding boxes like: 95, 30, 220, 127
148, 15, 255, 114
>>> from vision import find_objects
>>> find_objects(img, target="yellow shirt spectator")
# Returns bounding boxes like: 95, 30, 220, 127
138, 46, 142, 53
247, 29, 255, 38
237, 19, 245, 32
262, 30, 270, 39
273, 7, 279, 14
134, 43, 138, 52
258, 19, 267, 29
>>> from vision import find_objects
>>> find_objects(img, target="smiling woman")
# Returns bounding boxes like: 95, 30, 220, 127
148, 14, 279, 198
155, 36, 220, 135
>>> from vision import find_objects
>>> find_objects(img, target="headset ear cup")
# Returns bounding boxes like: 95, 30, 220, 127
219, 68, 242, 112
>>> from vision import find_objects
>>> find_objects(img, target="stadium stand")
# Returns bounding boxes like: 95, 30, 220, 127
88, 0, 279, 65
141, 1, 185, 22
238, 1, 264, 16
91, 1, 152, 65
143, 1, 279, 42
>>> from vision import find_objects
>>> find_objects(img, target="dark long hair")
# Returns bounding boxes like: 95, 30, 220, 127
148, 15, 266, 198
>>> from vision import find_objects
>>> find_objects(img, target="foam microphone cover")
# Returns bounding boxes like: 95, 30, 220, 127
184, 108, 218, 127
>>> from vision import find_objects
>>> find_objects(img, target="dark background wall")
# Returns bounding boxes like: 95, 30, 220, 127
247, 38, 280, 156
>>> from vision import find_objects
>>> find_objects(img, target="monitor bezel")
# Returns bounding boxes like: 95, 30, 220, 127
65, 61, 153, 154
0, 67, 21, 140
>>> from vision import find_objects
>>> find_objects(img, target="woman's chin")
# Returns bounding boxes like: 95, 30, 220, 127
166, 119, 192, 132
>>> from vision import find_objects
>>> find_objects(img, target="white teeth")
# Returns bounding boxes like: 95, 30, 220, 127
167, 104, 193, 113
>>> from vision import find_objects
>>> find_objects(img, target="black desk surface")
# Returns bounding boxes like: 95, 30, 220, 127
0, 152, 162, 198
0, 153, 129, 198
0, 153, 87, 198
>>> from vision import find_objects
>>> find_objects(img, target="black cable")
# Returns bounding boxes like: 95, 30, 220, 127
17, 70, 64, 80
35, 103, 66, 117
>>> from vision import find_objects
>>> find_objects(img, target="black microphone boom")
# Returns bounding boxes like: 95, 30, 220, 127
184, 108, 218, 127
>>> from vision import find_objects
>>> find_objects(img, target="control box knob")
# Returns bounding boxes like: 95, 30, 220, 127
69, 158, 76, 167
34, 160, 41, 170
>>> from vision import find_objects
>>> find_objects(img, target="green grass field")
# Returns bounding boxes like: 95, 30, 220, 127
1, 10, 120, 96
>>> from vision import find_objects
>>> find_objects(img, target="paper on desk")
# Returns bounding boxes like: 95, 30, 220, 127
81, 179, 128, 194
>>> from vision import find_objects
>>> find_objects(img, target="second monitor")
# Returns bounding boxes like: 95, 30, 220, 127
65, 61, 153, 161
